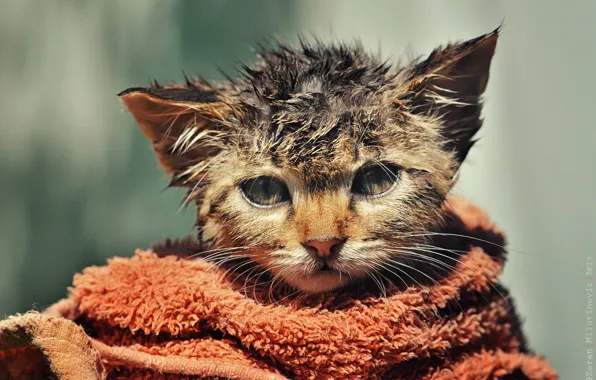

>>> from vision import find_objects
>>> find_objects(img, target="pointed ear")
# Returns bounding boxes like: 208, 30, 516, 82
119, 82, 233, 178
402, 28, 499, 164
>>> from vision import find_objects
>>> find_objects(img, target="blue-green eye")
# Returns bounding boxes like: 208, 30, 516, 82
240, 176, 290, 207
351, 163, 400, 196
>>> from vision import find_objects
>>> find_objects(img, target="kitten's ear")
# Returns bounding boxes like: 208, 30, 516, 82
119, 83, 233, 178
402, 28, 499, 164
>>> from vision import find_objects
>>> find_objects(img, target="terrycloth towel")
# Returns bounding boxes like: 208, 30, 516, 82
0, 197, 557, 379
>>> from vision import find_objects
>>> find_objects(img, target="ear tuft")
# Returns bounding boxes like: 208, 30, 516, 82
119, 84, 232, 176
149, 79, 162, 89
183, 71, 194, 88
403, 28, 499, 165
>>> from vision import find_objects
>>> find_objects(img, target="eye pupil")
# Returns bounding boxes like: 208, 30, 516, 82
240, 176, 290, 207
351, 163, 400, 196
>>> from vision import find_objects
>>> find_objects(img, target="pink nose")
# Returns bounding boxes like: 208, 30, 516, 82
302, 238, 345, 260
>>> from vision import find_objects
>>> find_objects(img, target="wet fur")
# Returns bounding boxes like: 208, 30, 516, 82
120, 28, 499, 293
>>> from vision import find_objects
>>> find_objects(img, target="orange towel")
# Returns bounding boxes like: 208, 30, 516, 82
0, 197, 557, 379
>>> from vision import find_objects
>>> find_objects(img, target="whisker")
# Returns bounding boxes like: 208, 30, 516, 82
201, 251, 245, 262
385, 258, 441, 287
203, 254, 251, 276
219, 259, 255, 284
238, 266, 261, 294
359, 261, 387, 297
387, 257, 466, 313
371, 262, 408, 289
397, 253, 456, 274
206, 256, 245, 270
266, 270, 285, 303
389, 246, 510, 308
366, 271, 386, 297
379, 260, 428, 291
374, 270, 392, 297
273, 286, 303, 305
394, 232, 532, 255
186, 246, 252, 260
398, 246, 469, 267
251, 267, 277, 304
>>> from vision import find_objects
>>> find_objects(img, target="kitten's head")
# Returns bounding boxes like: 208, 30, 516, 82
120, 30, 498, 293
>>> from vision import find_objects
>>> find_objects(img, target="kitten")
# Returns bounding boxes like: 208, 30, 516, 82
120, 29, 498, 294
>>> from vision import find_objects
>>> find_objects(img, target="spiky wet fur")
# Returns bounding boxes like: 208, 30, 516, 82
120, 29, 499, 293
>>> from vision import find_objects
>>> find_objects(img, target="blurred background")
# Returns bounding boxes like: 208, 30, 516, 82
1, 1, 592, 377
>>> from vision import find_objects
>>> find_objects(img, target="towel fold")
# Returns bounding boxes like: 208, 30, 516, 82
0, 197, 557, 379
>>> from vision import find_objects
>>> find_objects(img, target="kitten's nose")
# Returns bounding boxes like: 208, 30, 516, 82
302, 238, 345, 260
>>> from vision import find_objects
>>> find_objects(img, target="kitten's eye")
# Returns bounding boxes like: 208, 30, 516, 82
240, 176, 290, 207
351, 163, 400, 197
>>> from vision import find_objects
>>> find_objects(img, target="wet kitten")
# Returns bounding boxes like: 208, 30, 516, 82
120, 29, 498, 294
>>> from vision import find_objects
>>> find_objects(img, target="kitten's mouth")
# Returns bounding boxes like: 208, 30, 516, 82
311, 262, 349, 277
319, 263, 333, 272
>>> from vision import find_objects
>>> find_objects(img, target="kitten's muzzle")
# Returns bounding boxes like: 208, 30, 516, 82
301, 238, 346, 262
